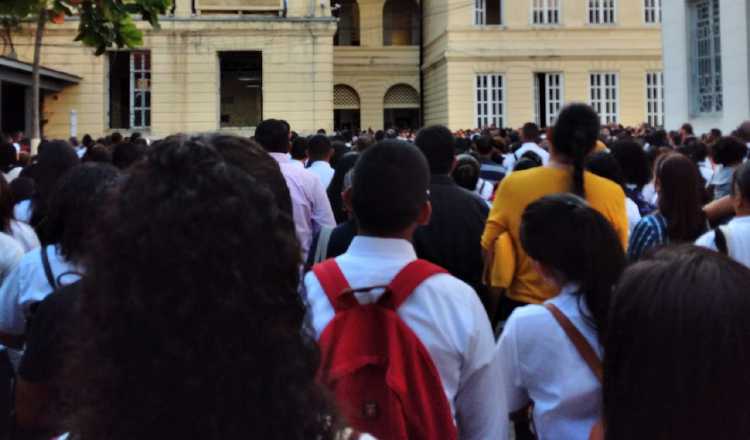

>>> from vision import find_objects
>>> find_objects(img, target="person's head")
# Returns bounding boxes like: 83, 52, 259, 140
551, 103, 601, 197
201, 134, 294, 220
737, 121, 750, 142
521, 122, 540, 143
513, 157, 541, 172
655, 153, 706, 242
327, 152, 359, 222
307, 134, 333, 163
254, 119, 290, 153
609, 140, 651, 189
521, 194, 625, 337
678, 139, 710, 165
81, 134, 94, 148
28, 140, 80, 227
0, 174, 13, 233
374, 130, 385, 142
680, 122, 694, 138
112, 142, 145, 170
82, 145, 113, 164
0, 142, 17, 173
731, 161, 750, 216
290, 137, 308, 161
415, 125, 456, 175
130, 132, 142, 143
585, 151, 625, 189
44, 163, 119, 262
66, 135, 339, 440
347, 141, 430, 237
475, 136, 494, 157
711, 136, 748, 167
452, 154, 481, 191
355, 134, 373, 152
385, 128, 398, 139
9, 177, 34, 204
110, 132, 123, 144
603, 245, 750, 440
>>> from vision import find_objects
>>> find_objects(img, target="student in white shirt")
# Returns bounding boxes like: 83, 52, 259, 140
306, 134, 335, 189
1, 175, 40, 253
304, 140, 507, 440
495, 193, 626, 440
585, 151, 642, 234
696, 161, 750, 267
504, 122, 550, 171
0, 233, 23, 285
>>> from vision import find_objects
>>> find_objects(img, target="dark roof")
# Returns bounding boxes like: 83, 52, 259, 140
0, 56, 80, 91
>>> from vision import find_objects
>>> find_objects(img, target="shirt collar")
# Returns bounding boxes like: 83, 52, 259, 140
521, 142, 539, 148
269, 152, 290, 163
346, 236, 417, 260
730, 215, 750, 225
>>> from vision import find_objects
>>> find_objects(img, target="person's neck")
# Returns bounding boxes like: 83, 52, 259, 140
547, 153, 572, 170
358, 227, 415, 242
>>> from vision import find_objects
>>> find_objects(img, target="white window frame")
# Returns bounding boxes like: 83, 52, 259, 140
531, 0, 560, 25
691, 0, 722, 115
130, 51, 151, 129
474, 0, 502, 25
589, 72, 619, 124
588, 0, 616, 25
644, 0, 662, 24
475, 74, 504, 129
534, 72, 564, 127
645, 71, 665, 127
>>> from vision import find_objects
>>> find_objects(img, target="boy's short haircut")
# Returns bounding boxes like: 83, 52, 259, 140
415, 125, 455, 175
307, 135, 333, 161
352, 140, 430, 236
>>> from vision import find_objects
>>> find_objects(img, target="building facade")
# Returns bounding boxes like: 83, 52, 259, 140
4, 0, 664, 139
663, 0, 749, 134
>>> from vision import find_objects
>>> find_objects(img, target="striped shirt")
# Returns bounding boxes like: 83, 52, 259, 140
479, 158, 506, 185
627, 213, 668, 261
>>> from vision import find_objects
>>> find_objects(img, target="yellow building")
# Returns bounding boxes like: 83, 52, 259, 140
1, 0, 663, 140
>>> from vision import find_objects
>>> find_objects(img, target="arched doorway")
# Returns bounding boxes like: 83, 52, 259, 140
383, 84, 420, 130
333, 0, 360, 46
334, 84, 361, 132
383, 0, 420, 46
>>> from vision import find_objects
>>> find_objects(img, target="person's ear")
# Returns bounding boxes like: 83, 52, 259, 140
342, 187, 353, 213
416, 201, 432, 226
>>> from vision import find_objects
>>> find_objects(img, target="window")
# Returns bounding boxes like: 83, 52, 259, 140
588, 0, 615, 24
590, 72, 618, 124
534, 73, 563, 128
334, 0, 360, 46
644, 0, 662, 23
383, 0, 420, 46
476, 74, 504, 128
532, 0, 559, 24
109, 51, 151, 130
219, 52, 263, 128
475, 0, 502, 25
646, 72, 665, 127
691, 0, 722, 114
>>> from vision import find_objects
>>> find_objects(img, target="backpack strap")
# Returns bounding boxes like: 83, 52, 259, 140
40, 245, 58, 291
312, 260, 358, 313
544, 303, 603, 383
379, 260, 447, 310
313, 226, 335, 265
714, 226, 729, 256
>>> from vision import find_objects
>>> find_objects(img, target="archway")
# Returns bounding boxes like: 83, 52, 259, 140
334, 84, 361, 132
383, 84, 420, 129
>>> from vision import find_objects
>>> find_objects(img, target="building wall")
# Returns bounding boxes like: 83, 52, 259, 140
11, 2, 336, 139
424, 0, 664, 129
663, 0, 750, 134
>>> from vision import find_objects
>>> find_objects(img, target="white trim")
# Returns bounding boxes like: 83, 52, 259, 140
530, 0, 561, 25
643, 0, 662, 24
474, 0, 503, 25
645, 71, 665, 127
587, 0, 617, 25
475, 73, 504, 129
589, 72, 619, 124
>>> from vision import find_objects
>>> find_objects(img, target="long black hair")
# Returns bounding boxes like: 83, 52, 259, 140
551, 104, 601, 197
327, 152, 359, 224
733, 161, 750, 202
604, 245, 750, 440
656, 153, 706, 242
520, 193, 625, 338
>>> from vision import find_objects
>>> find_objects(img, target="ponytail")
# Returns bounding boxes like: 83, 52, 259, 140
551, 104, 601, 198
520, 193, 625, 339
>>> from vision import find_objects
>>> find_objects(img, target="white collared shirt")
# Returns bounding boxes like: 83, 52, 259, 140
695, 216, 750, 268
504, 142, 550, 171
307, 160, 335, 189
304, 236, 508, 440
495, 284, 601, 440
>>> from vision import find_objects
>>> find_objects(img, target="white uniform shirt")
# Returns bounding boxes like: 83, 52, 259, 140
0, 233, 23, 286
304, 236, 508, 440
695, 216, 750, 268
9, 220, 40, 253
0, 244, 80, 335
625, 197, 642, 235
504, 142, 551, 171
307, 160, 335, 190
496, 284, 602, 440
13, 200, 32, 224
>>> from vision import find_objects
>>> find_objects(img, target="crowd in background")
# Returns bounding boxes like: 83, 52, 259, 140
0, 103, 748, 440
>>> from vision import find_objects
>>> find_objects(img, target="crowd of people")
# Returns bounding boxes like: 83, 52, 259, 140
0, 103, 748, 440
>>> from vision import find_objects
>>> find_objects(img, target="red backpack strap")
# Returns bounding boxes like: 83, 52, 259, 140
380, 259, 448, 309
312, 260, 358, 312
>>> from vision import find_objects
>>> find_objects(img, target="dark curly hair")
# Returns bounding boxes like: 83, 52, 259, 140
65, 135, 339, 440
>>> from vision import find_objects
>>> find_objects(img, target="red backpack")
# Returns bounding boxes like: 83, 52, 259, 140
313, 259, 459, 440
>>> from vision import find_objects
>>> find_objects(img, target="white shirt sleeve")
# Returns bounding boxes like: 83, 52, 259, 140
309, 176, 336, 232
0, 259, 27, 335
495, 312, 531, 412
695, 230, 719, 252
454, 294, 509, 440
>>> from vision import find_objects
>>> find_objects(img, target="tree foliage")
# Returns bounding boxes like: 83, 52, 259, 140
0, 0, 172, 55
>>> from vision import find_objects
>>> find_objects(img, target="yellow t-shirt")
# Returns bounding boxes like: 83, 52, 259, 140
481, 166, 629, 304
